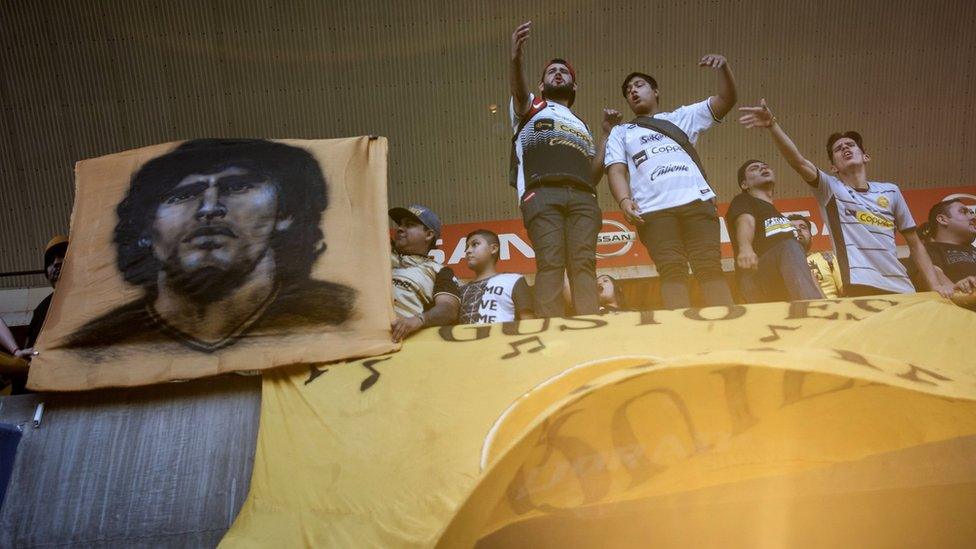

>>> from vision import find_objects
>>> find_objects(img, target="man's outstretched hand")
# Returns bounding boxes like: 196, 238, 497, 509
738, 98, 776, 129
511, 21, 531, 60
698, 53, 728, 69
391, 315, 424, 343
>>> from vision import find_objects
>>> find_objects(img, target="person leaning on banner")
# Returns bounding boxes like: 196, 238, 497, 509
907, 198, 976, 297
390, 205, 460, 342
25, 235, 68, 353
458, 230, 534, 324
726, 160, 823, 303
789, 214, 844, 299
605, 56, 738, 309
509, 21, 621, 318
0, 236, 67, 394
738, 100, 955, 299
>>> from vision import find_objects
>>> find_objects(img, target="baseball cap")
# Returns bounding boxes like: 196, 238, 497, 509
389, 205, 442, 238
44, 235, 68, 269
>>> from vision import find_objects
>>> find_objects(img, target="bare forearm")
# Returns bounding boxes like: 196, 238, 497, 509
908, 238, 944, 290
509, 58, 530, 117
0, 320, 19, 355
424, 300, 458, 326
769, 122, 818, 182
735, 217, 756, 253
711, 65, 738, 119
590, 134, 610, 184
607, 165, 630, 205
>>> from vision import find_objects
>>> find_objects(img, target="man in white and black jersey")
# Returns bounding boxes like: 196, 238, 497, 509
605, 57, 738, 309
738, 100, 954, 298
509, 21, 620, 318
459, 230, 534, 324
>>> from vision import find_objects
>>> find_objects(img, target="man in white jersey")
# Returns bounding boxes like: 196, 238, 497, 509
459, 230, 534, 324
509, 21, 620, 317
737, 100, 954, 298
605, 58, 738, 309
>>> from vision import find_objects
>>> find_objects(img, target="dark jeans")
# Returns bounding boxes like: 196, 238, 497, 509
521, 185, 601, 317
637, 199, 733, 309
737, 239, 825, 303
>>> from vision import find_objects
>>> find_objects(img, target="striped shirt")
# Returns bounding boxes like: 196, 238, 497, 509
811, 170, 915, 293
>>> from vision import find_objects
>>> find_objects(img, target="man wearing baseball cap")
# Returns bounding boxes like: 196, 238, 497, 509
23, 235, 68, 351
508, 21, 621, 317
389, 205, 460, 342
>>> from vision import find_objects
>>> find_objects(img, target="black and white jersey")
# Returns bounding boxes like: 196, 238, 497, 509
459, 273, 532, 324
510, 94, 595, 200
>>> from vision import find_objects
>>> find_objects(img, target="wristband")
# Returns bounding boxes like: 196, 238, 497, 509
619, 197, 634, 206
417, 312, 427, 326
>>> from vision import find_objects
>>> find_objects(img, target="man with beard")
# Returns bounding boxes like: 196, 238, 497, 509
738, 100, 954, 298
509, 21, 620, 317
726, 160, 823, 303
605, 57, 737, 309
66, 139, 355, 353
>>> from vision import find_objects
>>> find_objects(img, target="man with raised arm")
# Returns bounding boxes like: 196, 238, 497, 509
738, 100, 955, 298
604, 56, 737, 309
509, 21, 620, 317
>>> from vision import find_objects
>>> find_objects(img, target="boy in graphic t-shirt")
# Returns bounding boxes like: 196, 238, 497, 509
737, 99, 954, 298
459, 230, 534, 324
726, 160, 823, 303
605, 55, 738, 309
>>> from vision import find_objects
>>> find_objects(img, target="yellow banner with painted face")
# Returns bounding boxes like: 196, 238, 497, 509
222, 294, 976, 548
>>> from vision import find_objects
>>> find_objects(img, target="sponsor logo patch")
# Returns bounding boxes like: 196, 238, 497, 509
855, 210, 895, 229
649, 163, 691, 181
633, 150, 648, 168
534, 118, 555, 132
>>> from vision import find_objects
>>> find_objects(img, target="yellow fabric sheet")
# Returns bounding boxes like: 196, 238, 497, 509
29, 137, 396, 391
222, 294, 976, 547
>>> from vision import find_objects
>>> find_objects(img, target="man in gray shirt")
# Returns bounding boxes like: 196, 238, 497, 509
737, 99, 953, 298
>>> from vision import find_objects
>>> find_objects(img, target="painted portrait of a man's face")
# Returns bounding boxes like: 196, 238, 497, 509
27, 136, 394, 392
152, 167, 287, 302
65, 139, 357, 353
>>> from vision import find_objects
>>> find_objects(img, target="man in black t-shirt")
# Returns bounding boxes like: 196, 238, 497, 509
726, 160, 823, 303
909, 198, 976, 296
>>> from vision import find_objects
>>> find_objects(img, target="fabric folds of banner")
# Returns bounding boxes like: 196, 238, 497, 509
222, 293, 976, 547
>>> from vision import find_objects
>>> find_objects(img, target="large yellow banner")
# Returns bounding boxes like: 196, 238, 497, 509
223, 294, 976, 547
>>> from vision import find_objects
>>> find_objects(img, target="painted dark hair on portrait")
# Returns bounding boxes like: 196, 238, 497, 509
65, 139, 356, 355
115, 139, 327, 292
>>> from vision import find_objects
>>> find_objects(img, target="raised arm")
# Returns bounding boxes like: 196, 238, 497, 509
591, 108, 622, 184
509, 21, 532, 118
700, 54, 737, 120
739, 99, 818, 183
